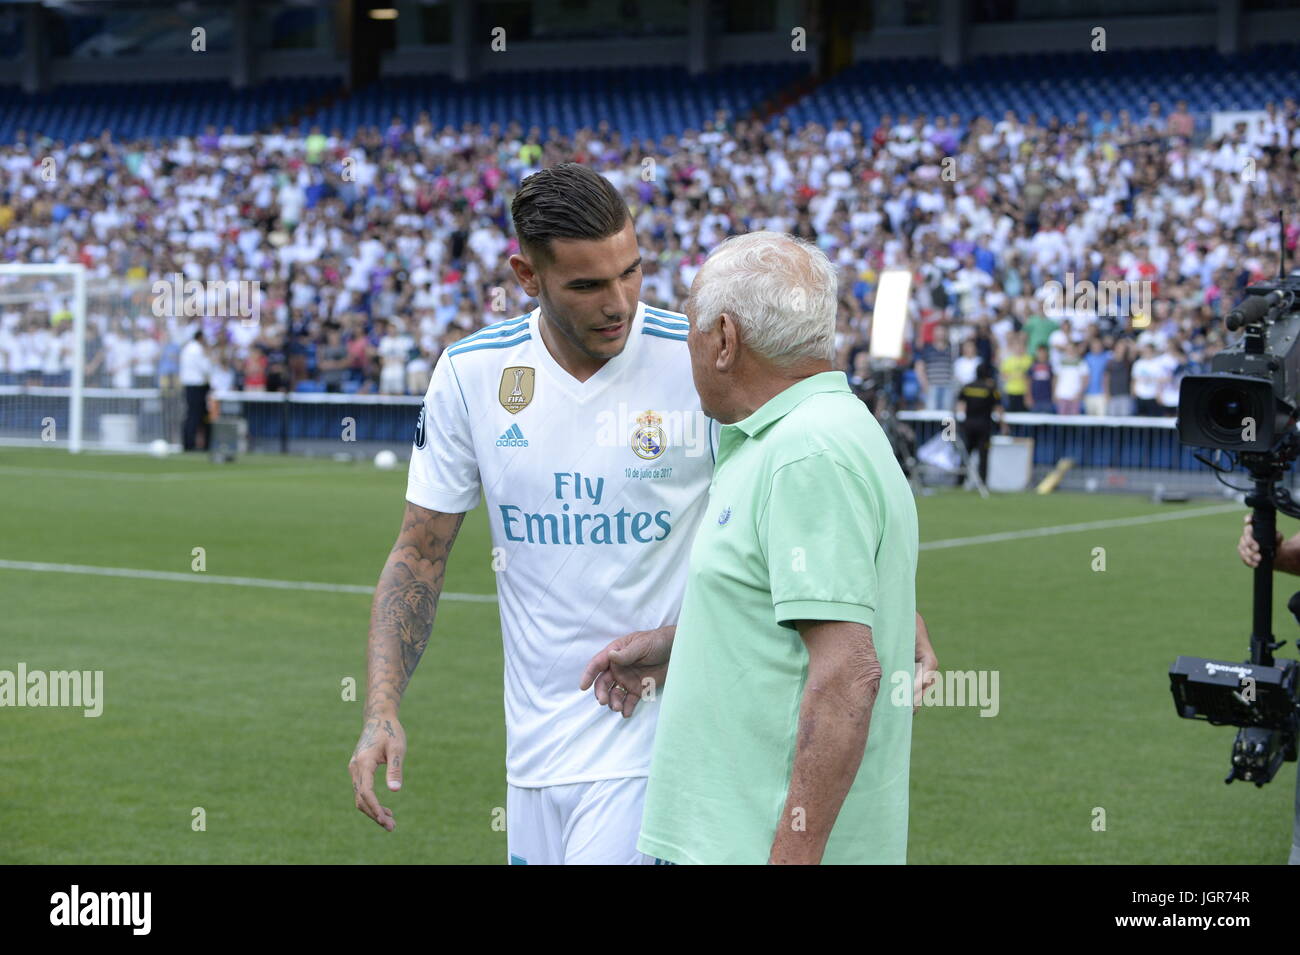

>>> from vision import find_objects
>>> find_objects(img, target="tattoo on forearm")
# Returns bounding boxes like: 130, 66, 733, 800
375, 563, 437, 684
365, 509, 464, 718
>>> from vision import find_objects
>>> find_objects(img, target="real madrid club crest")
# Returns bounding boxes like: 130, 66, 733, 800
631, 410, 667, 460
498, 366, 535, 414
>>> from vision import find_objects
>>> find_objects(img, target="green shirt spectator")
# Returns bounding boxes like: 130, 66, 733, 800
1022, 311, 1059, 355
638, 371, 918, 865
305, 129, 327, 165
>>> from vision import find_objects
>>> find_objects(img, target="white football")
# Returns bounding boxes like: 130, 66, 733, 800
373, 449, 398, 470
148, 439, 169, 458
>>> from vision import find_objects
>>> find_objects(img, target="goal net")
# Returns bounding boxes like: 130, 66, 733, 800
0, 265, 182, 453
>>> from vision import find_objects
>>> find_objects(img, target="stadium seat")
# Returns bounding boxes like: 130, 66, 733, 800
770, 46, 1298, 130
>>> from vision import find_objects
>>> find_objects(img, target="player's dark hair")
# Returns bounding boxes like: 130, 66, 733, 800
511, 162, 629, 264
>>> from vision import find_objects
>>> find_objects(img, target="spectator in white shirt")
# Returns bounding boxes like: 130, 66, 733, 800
405, 346, 432, 397
105, 323, 135, 390
42, 321, 69, 383
132, 332, 161, 389
377, 319, 414, 395
209, 345, 237, 394
953, 337, 982, 387
19, 319, 45, 386
1156, 340, 1185, 417
1053, 341, 1089, 415
1130, 343, 1166, 417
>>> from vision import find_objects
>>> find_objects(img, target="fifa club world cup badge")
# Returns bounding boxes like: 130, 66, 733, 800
498, 366, 535, 414
631, 410, 666, 460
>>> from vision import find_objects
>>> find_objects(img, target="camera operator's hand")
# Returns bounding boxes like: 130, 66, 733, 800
1238, 513, 1284, 569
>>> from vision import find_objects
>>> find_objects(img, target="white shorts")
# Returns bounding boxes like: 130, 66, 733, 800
506, 776, 657, 865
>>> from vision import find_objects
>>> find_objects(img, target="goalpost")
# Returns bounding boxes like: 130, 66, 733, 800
0, 264, 177, 454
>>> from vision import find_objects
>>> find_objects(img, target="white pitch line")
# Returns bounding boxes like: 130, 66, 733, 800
919, 503, 1242, 551
0, 503, 1244, 598
0, 465, 364, 482
0, 559, 498, 603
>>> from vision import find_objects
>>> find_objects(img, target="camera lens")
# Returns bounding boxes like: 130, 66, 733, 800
1207, 387, 1250, 433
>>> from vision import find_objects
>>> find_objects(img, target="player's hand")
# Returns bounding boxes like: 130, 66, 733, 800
1238, 513, 1282, 569
914, 612, 939, 715
579, 626, 675, 719
348, 711, 406, 831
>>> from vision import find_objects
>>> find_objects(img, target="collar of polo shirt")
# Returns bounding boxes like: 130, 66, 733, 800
728, 370, 852, 438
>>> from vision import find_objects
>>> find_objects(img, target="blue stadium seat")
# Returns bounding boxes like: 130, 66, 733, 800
770, 46, 1299, 130
0, 76, 336, 144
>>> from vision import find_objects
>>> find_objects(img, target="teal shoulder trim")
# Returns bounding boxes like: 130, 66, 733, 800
642, 328, 688, 343
447, 332, 533, 356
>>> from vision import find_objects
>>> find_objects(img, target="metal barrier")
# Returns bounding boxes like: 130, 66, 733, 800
898, 409, 1272, 497
212, 389, 422, 457
0, 385, 422, 457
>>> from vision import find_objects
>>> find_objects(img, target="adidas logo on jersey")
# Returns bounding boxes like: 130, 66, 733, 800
496, 424, 529, 447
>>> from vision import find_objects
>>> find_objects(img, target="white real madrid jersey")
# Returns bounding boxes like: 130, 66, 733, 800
406, 301, 718, 787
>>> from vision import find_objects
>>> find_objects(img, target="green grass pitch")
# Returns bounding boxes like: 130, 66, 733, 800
0, 445, 1295, 864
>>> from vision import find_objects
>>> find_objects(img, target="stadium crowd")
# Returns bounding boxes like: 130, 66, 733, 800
1, 93, 1298, 417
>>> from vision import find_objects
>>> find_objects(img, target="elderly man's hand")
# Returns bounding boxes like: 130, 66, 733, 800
914, 612, 938, 714
580, 626, 675, 719
1238, 513, 1283, 569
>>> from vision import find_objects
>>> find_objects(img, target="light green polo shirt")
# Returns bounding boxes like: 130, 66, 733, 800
637, 370, 918, 865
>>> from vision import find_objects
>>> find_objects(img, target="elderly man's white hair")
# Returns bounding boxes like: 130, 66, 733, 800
689, 231, 838, 366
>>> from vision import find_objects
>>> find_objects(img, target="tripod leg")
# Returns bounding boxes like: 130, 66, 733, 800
1291, 758, 1300, 865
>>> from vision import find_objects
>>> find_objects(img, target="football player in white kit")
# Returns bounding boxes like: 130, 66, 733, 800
349, 163, 714, 864
348, 163, 937, 863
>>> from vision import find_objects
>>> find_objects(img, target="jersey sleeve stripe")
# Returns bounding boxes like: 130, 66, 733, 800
642, 328, 688, 343
454, 315, 531, 346
447, 332, 533, 356
643, 314, 690, 332
644, 305, 688, 322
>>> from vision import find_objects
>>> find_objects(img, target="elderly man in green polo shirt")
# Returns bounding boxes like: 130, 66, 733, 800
634, 231, 918, 864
